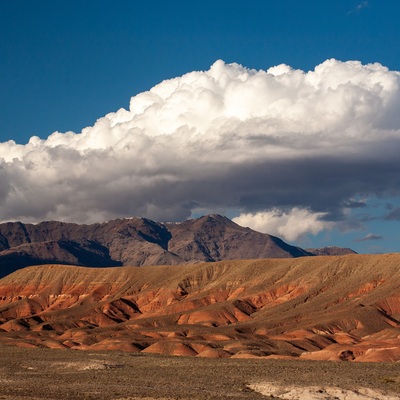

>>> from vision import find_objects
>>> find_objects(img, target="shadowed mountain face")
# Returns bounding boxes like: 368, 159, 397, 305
0, 254, 399, 361
0, 215, 312, 277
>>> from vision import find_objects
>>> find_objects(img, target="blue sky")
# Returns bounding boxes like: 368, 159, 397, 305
2, 0, 400, 142
1, 0, 400, 253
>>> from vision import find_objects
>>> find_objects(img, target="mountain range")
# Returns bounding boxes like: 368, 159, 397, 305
0, 214, 352, 278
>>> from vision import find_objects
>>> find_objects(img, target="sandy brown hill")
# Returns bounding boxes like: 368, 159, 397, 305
0, 215, 311, 277
0, 254, 399, 361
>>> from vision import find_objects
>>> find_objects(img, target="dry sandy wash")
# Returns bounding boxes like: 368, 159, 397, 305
0, 254, 400, 362
250, 382, 400, 399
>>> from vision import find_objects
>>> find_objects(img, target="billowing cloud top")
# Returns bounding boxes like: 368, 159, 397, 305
1, 59, 400, 239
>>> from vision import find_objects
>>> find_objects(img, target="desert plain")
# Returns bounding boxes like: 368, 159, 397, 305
0, 345, 400, 399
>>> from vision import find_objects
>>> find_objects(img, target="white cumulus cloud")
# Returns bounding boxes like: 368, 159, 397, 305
233, 208, 333, 242
0, 59, 399, 229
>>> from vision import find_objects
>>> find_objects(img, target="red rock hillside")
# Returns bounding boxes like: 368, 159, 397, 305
0, 253, 399, 361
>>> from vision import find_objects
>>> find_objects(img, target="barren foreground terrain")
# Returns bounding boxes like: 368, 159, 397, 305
0, 346, 400, 399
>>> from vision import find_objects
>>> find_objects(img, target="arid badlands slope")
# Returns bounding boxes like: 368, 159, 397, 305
0, 253, 399, 362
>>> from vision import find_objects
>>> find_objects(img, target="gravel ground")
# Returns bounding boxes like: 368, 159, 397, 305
0, 346, 400, 399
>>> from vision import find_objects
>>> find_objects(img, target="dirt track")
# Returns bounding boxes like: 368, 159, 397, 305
0, 346, 400, 399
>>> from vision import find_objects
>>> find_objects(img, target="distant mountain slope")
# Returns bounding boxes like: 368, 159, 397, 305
0, 215, 312, 277
306, 246, 357, 256
166, 214, 310, 261
0, 254, 399, 361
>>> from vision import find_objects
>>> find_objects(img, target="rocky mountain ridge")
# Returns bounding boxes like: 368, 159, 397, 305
0, 214, 355, 278
0, 214, 313, 277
